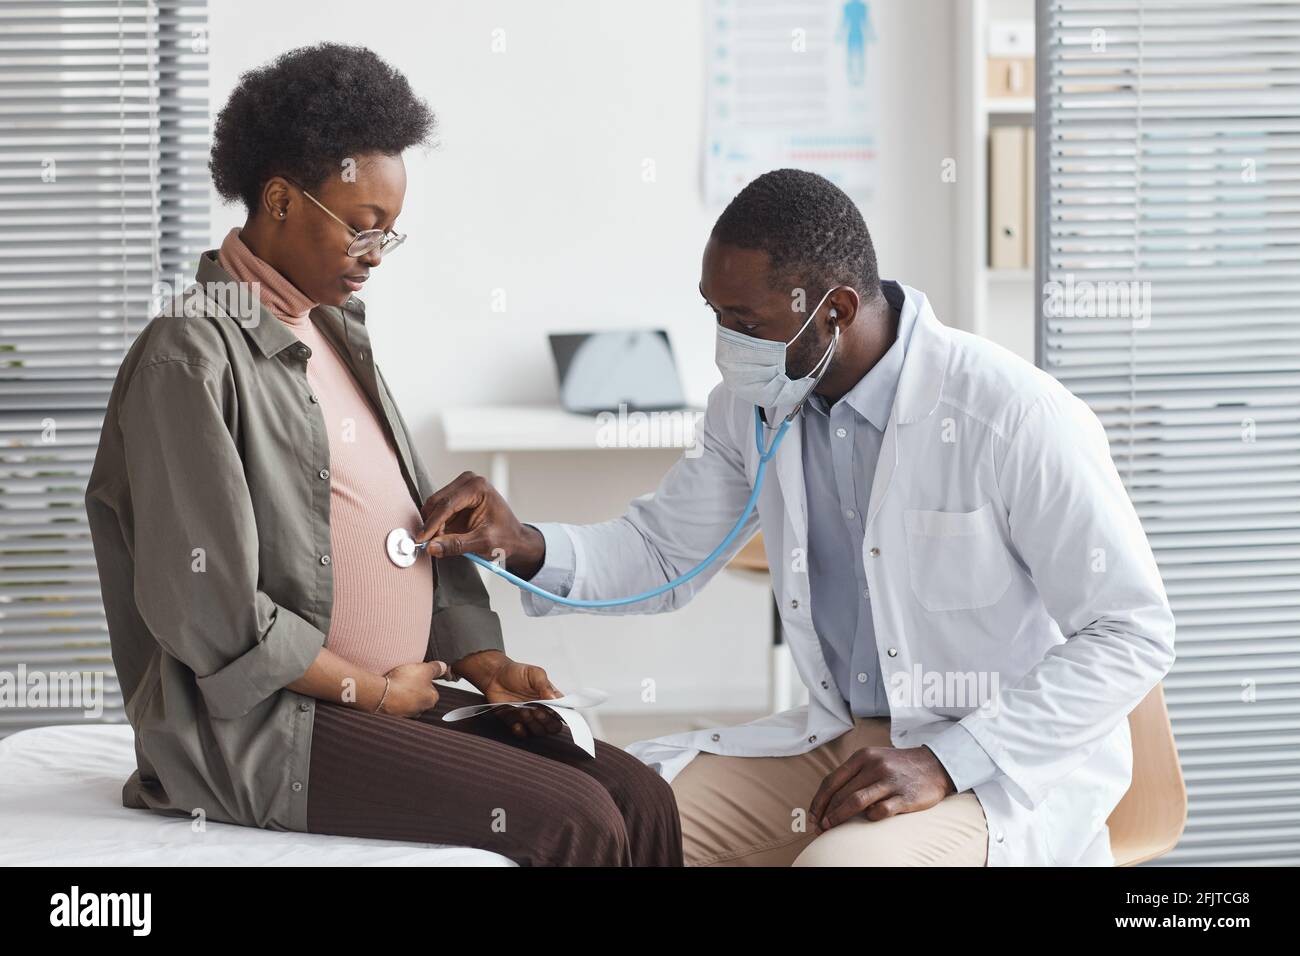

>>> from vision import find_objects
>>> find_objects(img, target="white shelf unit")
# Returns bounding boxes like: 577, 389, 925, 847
953, 0, 1037, 363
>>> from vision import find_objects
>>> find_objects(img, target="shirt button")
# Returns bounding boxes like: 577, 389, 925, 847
711, 733, 720, 742
887, 647, 898, 657
845, 509, 856, 520
869, 547, 880, 557
358, 350, 367, 362
863, 587, 870, 598
308, 393, 319, 404
291, 781, 303, 792
790, 598, 799, 609
995, 830, 1005, 843
808, 735, 818, 744
320, 554, 331, 566
298, 702, 310, 712
296, 345, 310, 359
835, 427, 848, 438
857, 672, 868, 683
318, 468, 330, 480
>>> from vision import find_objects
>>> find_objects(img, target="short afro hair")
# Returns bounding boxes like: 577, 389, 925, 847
210, 43, 436, 214
711, 168, 880, 302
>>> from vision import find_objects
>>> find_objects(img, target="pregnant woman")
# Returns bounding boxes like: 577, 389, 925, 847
84, 43, 681, 866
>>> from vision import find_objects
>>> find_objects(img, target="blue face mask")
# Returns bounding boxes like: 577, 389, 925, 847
714, 285, 850, 408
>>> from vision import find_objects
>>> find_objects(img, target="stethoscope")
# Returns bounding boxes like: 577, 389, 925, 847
386, 324, 841, 607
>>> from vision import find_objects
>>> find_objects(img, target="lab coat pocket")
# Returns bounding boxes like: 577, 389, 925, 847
902, 503, 1013, 612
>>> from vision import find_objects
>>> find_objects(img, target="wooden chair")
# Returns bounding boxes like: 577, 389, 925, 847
727, 532, 1188, 865
1107, 683, 1188, 865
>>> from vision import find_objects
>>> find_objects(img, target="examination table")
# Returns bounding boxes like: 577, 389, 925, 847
0, 723, 516, 866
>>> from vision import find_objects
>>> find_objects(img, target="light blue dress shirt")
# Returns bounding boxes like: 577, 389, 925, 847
527, 281, 999, 794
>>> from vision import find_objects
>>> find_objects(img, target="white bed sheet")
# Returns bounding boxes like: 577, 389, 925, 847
0, 724, 516, 866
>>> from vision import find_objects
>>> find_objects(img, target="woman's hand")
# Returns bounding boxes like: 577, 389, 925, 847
456, 650, 566, 738
378, 660, 451, 717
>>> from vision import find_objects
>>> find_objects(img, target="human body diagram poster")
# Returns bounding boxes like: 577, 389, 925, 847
705, 0, 880, 205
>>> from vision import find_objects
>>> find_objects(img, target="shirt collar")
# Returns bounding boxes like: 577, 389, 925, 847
803, 279, 918, 431
193, 248, 369, 359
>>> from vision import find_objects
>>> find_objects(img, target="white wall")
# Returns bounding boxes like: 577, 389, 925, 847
208, 0, 960, 713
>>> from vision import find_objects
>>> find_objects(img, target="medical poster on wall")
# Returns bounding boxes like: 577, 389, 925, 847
704, 0, 880, 205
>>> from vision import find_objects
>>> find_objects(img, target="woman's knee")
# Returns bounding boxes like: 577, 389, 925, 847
592, 744, 679, 820
546, 774, 631, 866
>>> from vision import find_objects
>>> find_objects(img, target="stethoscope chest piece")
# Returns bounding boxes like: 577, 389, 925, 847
386, 527, 420, 568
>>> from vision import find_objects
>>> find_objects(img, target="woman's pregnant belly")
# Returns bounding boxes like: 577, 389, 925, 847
324, 470, 434, 677
295, 325, 435, 678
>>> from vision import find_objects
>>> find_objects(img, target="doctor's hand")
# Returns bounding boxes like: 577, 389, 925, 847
416, 472, 546, 579
455, 649, 566, 738
808, 745, 955, 833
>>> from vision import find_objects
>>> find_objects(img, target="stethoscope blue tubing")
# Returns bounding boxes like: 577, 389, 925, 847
463, 405, 789, 607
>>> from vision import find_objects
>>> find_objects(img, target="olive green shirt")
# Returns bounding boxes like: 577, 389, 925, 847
84, 249, 504, 833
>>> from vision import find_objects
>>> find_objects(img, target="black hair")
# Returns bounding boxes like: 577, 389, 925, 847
209, 43, 436, 214
711, 168, 880, 302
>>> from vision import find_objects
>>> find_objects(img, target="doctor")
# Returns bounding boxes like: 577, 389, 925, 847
417, 168, 1176, 866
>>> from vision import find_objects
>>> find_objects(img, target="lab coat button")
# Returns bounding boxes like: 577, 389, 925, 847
869, 547, 880, 557
320, 554, 331, 566
887, 647, 898, 657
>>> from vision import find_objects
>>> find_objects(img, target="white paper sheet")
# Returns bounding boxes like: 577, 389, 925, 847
441, 689, 609, 758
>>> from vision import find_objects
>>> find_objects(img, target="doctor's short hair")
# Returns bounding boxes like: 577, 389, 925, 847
209, 43, 436, 215
712, 168, 880, 304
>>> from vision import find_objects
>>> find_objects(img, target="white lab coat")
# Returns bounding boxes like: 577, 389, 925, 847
522, 283, 1176, 866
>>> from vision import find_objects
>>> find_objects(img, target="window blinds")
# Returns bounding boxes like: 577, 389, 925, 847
0, 0, 209, 735
1038, 0, 1300, 864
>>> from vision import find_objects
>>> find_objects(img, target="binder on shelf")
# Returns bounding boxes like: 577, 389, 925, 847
1024, 125, 1035, 270
989, 125, 1026, 269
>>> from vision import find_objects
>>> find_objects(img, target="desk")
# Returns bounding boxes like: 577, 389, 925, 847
441, 404, 701, 500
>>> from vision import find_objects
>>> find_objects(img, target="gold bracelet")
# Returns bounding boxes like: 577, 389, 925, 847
374, 676, 391, 714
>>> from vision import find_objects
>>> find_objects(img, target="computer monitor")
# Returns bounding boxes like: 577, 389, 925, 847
547, 330, 689, 414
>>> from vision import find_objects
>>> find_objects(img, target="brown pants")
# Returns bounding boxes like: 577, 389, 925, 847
671, 716, 989, 866
305, 685, 683, 866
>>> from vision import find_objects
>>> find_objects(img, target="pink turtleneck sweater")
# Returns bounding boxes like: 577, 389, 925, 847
217, 227, 434, 677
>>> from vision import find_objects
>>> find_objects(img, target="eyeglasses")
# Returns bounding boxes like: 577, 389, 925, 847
283, 177, 406, 259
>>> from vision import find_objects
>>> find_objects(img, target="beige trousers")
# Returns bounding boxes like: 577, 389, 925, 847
670, 716, 989, 866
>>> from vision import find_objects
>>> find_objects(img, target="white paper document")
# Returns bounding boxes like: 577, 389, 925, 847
441, 689, 609, 758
